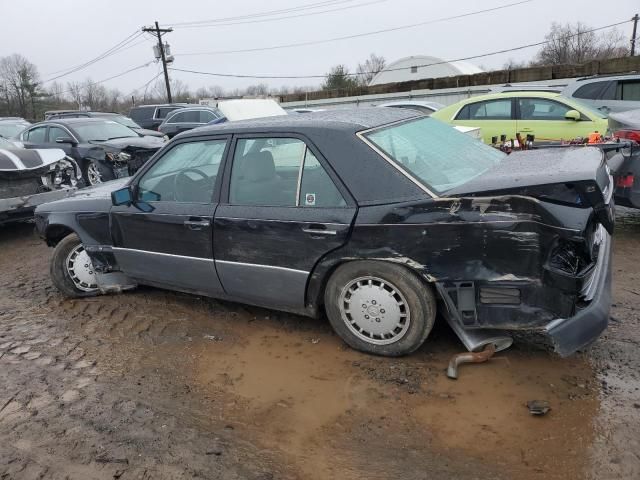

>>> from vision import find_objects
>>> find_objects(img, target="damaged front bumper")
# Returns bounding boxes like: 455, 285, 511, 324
544, 226, 612, 357
0, 188, 76, 224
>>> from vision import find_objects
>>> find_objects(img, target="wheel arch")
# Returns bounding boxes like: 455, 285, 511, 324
306, 255, 438, 316
44, 223, 77, 247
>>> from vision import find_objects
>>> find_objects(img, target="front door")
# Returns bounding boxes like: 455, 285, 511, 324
214, 135, 357, 309
110, 136, 230, 296
515, 97, 593, 143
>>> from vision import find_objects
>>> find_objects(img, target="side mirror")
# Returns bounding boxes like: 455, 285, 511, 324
56, 136, 78, 146
564, 110, 581, 121
111, 187, 133, 206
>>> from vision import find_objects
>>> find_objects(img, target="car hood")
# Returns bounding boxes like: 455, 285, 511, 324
90, 136, 164, 150
0, 147, 67, 171
71, 177, 130, 199
608, 109, 640, 131
132, 127, 165, 138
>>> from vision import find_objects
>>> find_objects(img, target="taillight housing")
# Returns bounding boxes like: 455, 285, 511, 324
614, 129, 640, 143
616, 174, 635, 188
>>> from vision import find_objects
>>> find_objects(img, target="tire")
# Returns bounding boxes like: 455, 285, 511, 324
82, 159, 114, 186
50, 234, 99, 298
324, 261, 436, 357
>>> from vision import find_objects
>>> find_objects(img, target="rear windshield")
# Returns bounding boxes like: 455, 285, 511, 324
363, 117, 504, 194
129, 106, 154, 121
73, 121, 139, 142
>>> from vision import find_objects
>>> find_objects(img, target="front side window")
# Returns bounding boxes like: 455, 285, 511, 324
25, 126, 47, 142
363, 117, 504, 194
518, 98, 572, 120
48, 126, 71, 142
456, 99, 512, 120
137, 139, 227, 203
617, 80, 640, 101
229, 137, 344, 207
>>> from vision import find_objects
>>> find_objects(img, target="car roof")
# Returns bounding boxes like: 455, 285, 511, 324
130, 103, 188, 109
184, 107, 419, 137
460, 91, 564, 103
575, 73, 640, 82
0, 117, 29, 122
44, 118, 119, 126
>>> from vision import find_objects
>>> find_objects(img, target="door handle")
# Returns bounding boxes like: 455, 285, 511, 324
184, 218, 210, 230
302, 224, 337, 236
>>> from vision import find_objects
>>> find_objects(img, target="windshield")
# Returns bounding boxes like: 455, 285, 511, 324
0, 122, 30, 138
0, 137, 15, 148
363, 117, 505, 194
73, 120, 139, 142
570, 98, 608, 119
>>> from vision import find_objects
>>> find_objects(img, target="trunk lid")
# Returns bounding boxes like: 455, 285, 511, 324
447, 147, 614, 233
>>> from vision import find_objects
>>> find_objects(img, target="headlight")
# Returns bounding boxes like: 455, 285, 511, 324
106, 152, 132, 162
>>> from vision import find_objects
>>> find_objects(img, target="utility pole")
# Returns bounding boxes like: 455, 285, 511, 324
632, 14, 639, 57
142, 22, 173, 103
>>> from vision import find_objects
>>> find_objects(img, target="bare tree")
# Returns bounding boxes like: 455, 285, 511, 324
66, 81, 83, 109
153, 78, 191, 103
503, 58, 529, 70
81, 78, 108, 110
48, 81, 66, 103
0, 54, 41, 117
533, 22, 629, 65
245, 84, 270, 96
356, 53, 386, 86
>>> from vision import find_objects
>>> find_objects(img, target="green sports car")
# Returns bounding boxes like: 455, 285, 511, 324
432, 91, 608, 144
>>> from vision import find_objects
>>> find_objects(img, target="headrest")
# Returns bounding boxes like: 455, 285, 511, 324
243, 151, 276, 182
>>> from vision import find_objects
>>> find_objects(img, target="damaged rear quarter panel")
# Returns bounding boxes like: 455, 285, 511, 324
309, 195, 594, 329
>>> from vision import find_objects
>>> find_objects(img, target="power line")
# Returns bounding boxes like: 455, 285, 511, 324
171, 0, 389, 29
43, 31, 143, 83
58, 62, 153, 96
169, 18, 634, 80
175, 0, 533, 57
168, 0, 359, 27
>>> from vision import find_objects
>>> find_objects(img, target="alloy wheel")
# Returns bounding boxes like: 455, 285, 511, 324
65, 243, 99, 292
339, 276, 411, 345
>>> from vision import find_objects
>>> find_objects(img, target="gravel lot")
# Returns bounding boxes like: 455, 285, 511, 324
1, 209, 639, 479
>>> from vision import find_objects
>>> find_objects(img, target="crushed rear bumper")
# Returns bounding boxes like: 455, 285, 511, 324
544, 226, 612, 357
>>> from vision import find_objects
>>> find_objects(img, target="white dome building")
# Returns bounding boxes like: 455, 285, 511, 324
369, 55, 483, 86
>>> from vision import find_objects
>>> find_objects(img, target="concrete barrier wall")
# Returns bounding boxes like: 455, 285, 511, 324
280, 56, 640, 109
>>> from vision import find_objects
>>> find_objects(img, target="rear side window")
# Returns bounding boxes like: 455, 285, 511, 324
200, 110, 217, 122
230, 137, 344, 207
129, 106, 154, 122
572, 81, 608, 99
25, 126, 47, 143
455, 99, 512, 120
156, 107, 181, 119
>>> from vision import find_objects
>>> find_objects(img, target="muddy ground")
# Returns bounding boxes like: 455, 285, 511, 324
0, 210, 639, 480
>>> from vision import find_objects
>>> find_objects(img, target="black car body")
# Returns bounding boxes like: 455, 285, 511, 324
158, 106, 223, 138
45, 111, 165, 138
34, 109, 613, 358
0, 137, 80, 224
19, 118, 164, 186
128, 104, 187, 130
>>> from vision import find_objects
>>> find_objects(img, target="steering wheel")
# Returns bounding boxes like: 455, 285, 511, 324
173, 168, 209, 202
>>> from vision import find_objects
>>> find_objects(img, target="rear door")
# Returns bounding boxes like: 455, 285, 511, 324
451, 98, 515, 143
214, 134, 356, 309
110, 135, 230, 296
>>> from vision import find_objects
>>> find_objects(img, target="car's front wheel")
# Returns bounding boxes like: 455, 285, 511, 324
82, 159, 114, 186
50, 234, 99, 297
324, 261, 436, 356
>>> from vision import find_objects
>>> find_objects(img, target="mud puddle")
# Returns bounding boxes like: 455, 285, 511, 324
187, 313, 597, 480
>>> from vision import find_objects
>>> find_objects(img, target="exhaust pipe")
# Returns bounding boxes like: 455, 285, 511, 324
447, 344, 496, 379
444, 313, 513, 353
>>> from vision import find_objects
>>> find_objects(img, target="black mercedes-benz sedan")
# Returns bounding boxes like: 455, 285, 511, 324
19, 118, 164, 186
34, 108, 613, 357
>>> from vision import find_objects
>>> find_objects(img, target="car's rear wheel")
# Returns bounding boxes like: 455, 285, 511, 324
50, 234, 99, 297
324, 261, 436, 356
82, 159, 114, 186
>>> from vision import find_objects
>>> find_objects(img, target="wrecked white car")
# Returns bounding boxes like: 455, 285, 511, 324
0, 137, 80, 224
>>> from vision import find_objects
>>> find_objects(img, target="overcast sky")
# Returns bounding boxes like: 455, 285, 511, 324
1, 0, 638, 96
